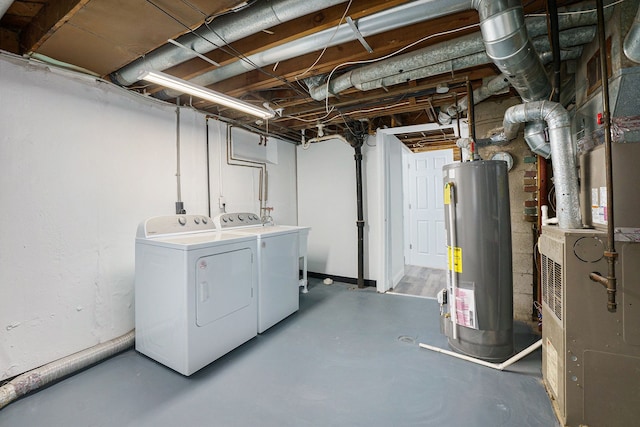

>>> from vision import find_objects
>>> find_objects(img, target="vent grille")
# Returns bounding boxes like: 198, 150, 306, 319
541, 254, 563, 321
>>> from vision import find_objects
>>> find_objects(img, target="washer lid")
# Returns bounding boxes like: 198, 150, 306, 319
137, 231, 256, 250
232, 225, 302, 237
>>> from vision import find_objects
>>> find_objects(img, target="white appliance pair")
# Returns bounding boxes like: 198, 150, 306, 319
134, 213, 309, 376
213, 212, 310, 333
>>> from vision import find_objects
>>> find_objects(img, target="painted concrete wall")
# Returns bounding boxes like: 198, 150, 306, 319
475, 98, 537, 322
0, 54, 296, 380
296, 136, 379, 280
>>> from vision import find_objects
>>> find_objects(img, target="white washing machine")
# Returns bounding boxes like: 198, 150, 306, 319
135, 214, 258, 376
214, 213, 309, 333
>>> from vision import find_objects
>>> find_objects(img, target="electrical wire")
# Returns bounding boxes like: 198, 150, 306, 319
204, 0, 258, 24
146, 0, 307, 100
295, 0, 353, 79
202, 23, 309, 99
322, 21, 481, 113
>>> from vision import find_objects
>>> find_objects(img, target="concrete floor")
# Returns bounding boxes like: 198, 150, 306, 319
0, 279, 559, 427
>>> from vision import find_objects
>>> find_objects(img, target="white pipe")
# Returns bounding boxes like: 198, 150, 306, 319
419, 339, 543, 371
307, 134, 351, 146
446, 182, 458, 340
0, 330, 135, 410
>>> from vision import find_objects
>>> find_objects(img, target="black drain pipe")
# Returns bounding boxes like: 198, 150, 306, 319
354, 141, 365, 288
345, 123, 367, 289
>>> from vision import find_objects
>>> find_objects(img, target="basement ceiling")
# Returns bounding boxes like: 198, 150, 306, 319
1, 0, 586, 148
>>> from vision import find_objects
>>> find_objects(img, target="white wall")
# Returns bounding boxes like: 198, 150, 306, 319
0, 53, 296, 379
296, 136, 379, 280
386, 135, 406, 286
206, 122, 297, 224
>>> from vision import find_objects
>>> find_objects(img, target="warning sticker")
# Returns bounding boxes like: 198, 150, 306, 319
447, 246, 462, 273
592, 186, 608, 225
444, 183, 451, 205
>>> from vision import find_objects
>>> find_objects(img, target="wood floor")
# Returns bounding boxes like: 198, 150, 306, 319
389, 265, 448, 299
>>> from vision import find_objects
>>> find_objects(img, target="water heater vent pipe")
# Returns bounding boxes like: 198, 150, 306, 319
502, 100, 582, 229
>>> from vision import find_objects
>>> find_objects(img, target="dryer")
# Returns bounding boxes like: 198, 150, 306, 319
214, 213, 308, 333
135, 214, 257, 376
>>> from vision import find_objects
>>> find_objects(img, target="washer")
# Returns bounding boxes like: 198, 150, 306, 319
135, 214, 257, 376
214, 213, 309, 333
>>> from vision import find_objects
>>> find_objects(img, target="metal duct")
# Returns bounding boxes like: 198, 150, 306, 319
158, 0, 472, 98
624, 2, 640, 62
464, 47, 584, 157
0, 330, 135, 410
503, 101, 582, 228
111, 0, 349, 86
472, 0, 550, 101
309, 7, 600, 100
354, 28, 591, 96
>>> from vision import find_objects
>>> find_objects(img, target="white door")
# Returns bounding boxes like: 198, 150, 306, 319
407, 150, 453, 268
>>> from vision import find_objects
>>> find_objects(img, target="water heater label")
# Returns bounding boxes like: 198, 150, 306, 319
454, 286, 477, 329
447, 246, 462, 273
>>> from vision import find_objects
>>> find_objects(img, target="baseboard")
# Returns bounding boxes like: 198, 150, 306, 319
392, 268, 405, 287
308, 271, 376, 288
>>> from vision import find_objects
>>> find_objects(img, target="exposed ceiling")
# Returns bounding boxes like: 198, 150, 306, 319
0, 0, 587, 148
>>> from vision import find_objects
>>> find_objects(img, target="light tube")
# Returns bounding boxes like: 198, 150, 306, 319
139, 70, 274, 119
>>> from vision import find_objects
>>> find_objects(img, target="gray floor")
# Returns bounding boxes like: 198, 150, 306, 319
390, 265, 448, 298
0, 279, 559, 427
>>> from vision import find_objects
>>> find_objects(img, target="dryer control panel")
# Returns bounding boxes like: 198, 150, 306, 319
138, 215, 215, 237
214, 212, 261, 229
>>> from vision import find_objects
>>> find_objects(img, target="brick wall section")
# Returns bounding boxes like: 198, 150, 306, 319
474, 97, 537, 322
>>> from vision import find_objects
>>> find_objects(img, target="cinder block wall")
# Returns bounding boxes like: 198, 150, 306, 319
475, 98, 538, 322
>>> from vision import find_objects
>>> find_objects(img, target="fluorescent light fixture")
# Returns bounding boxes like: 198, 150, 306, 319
139, 70, 274, 119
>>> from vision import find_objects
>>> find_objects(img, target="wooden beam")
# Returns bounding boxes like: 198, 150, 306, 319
20, 0, 90, 53
0, 28, 19, 53
164, 0, 413, 81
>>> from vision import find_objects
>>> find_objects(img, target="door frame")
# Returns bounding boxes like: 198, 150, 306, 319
376, 121, 467, 293
404, 148, 454, 269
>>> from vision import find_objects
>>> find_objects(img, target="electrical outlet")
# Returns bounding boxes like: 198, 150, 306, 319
218, 196, 226, 209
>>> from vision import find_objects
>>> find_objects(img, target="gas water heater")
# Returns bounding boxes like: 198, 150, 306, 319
441, 160, 514, 361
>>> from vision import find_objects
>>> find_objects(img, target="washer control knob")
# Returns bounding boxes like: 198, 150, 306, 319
201, 217, 208, 224
178, 216, 187, 226
229, 217, 234, 222
193, 217, 200, 224
222, 217, 227, 223
238, 214, 245, 221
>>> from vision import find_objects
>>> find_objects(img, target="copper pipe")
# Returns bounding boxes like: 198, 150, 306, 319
466, 79, 478, 160
588, 0, 618, 312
